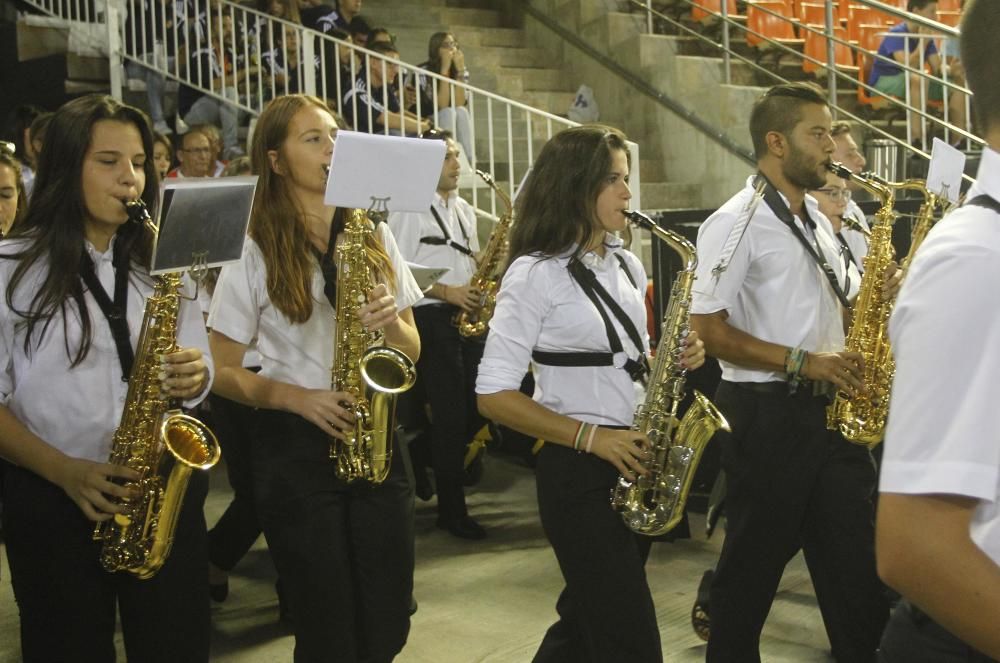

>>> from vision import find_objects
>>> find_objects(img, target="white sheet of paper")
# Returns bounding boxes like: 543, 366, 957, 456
151, 176, 258, 275
324, 131, 445, 212
406, 262, 451, 293
926, 138, 966, 203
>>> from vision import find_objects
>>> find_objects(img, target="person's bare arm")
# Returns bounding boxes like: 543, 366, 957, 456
877, 492, 1000, 659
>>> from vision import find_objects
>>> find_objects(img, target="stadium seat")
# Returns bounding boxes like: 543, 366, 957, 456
746, 0, 804, 50
802, 25, 858, 76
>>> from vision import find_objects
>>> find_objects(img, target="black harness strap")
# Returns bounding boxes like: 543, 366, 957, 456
80, 241, 134, 382
759, 174, 852, 308
315, 207, 343, 308
966, 194, 1000, 214
421, 205, 474, 257
531, 257, 649, 385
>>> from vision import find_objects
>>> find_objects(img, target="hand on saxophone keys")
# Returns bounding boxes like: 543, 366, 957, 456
159, 347, 209, 399
801, 350, 866, 397
288, 387, 357, 441
356, 283, 399, 332
54, 456, 141, 522
590, 428, 654, 482
443, 283, 481, 312
880, 261, 904, 302
679, 331, 706, 371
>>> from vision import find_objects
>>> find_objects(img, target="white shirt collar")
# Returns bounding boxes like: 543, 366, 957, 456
433, 191, 458, 208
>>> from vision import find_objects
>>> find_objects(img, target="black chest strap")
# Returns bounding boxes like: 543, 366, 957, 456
531, 256, 649, 385
966, 194, 1000, 214
421, 204, 474, 257
80, 240, 134, 382
315, 207, 344, 308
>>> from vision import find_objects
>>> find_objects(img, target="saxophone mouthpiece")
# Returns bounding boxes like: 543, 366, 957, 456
124, 199, 152, 226
827, 161, 853, 180
625, 209, 654, 231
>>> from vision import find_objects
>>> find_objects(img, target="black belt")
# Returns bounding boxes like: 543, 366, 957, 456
727, 379, 832, 398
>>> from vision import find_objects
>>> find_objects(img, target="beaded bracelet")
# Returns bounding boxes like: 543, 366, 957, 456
784, 347, 808, 393
584, 424, 598, 454
573, 421, 587, 451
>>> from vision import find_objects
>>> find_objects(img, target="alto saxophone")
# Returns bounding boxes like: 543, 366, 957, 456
455, 170, 514, 338
93, 200, 221, 579
611, 211, 730, 536
825, 162, 936, 448
330, 208, 417, 484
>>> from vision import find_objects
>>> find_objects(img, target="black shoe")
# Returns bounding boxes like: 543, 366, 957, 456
413, 466, 435, 502
209, 579, 229, 603
436, 515, 486, 540
409, 595, 418, 616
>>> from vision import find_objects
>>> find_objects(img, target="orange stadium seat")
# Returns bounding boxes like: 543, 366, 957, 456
936, 0, 961, 10
691, 0, 741, 23
936, 10, 960, 26
799, 3, 827, 27
746, 0, 804, 49
802, 25, 858, 75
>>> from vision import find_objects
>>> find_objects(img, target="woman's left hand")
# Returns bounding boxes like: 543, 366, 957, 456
161, 347, 209, 399
679, 330, 706, 371
358, 283, 399, 332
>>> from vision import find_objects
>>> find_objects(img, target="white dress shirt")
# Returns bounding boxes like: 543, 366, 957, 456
387, 191, 480, 306
881, 147, 1000, 565
476, 234, 650, 427
692, 176, 860, 383
840, 198, 870, 271
208, 223, 422, 390
0, 237, 213, 463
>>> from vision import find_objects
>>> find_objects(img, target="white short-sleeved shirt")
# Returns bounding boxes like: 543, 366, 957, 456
692, 176, 860, 383
387, 191, 480, 306
208, 222, 422, 390
880, 147, 1000, 565
476, 234, 650, 427
0, 237, 213, 463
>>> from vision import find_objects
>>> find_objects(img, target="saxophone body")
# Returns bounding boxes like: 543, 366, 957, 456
610, 211, 730, 536
455, 170, 514, 338
825, 162, 934, 448
94, 201, 221, 579
330, 209, 417, 484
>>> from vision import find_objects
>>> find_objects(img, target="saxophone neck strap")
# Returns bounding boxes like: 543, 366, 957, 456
835, 231, 862, 273
315, 207, 344, 309
80, 238, 134, 382
532, 258, 649, 386
423, 204, 474, 257
965, 194, 1000, 215
758, 173, 852, 309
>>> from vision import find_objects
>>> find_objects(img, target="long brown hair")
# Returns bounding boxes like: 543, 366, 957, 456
508, 124, 631, 269
249, 94, 394, 323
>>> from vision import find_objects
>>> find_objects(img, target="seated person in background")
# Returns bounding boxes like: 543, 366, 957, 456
343, 42, 431, 135
193, 123, 228, 176
168, 128, 215, 178
153, 131, 174, 181
868, 0, 965, 146
410, 32, 476, 165
221, 156, 251, 177
299, 0, 356, 34
369, 27, 394, 47
248, 0, 301, 49
178, 11, 253, 159
349, 15, 371, 46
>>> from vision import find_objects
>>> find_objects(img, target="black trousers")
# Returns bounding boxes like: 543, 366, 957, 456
1, 462, 210, 663
533, 443, 662, 663
253, 409, 414, 663
409, 303, 485, 519
880, 601, 997, 663
706, 381, 889, 663
207, 391, 263, 572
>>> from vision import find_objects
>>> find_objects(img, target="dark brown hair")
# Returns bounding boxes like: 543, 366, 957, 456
961, 0, 1000, 135
749, 82, 828, 159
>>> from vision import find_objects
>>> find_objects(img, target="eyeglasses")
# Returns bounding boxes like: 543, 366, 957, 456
814, 188, 851, 201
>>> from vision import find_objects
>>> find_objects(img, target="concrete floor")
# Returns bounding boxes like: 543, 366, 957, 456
0, 454, 834, 662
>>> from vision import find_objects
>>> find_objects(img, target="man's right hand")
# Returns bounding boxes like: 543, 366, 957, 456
801, 351, 865, 396
445, 283, 481, 312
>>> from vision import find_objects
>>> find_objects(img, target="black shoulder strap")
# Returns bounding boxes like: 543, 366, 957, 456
613, 253, 640, 291
315, 207, 343, 308
79, 240, 134, 382
966, 194, 1000, 214
836, 232, 861, 272
531, 260, 649, 385
759, 174, 852, 308
423, 205, 474, 257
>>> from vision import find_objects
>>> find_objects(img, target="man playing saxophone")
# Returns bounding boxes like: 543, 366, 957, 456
387, 129, 488, 539
691, 83, 891, 663
0, 95, 212, 662
477, 125, 705, 662
208, 95, 422, 662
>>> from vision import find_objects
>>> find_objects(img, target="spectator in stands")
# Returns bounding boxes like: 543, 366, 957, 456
869, 0, 965, 146
349, 15, 372, 46
178, 11, 253, 159
299, 0, 349, 34
2, 106, 44, 198
249, 0, 301, 54
125, 0, 174, 135
194, 123, 229, 177
369, 27, 394, 47
0, 144, 26, 237
343, 42, 431, 135
412, 32, 476, 165
261, 28, 340, 103
153, 131, 173, 181
328, 27, 357, 111
169, 128, 215, 178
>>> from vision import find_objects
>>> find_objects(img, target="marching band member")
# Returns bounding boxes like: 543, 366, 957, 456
877, 1, 1000, 660
0, 94, 212, 662
691, 83, 890, 663
207, 94, 422, 662
387, 129, 486, 539
830, 121, 870, 269
476, 124, 704, 662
